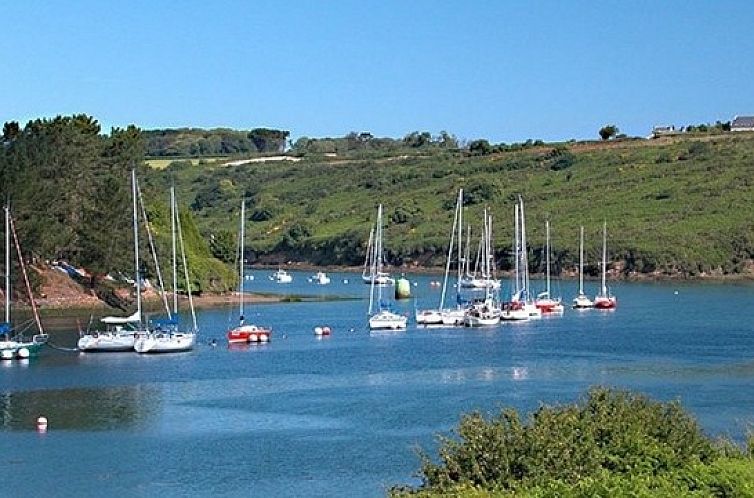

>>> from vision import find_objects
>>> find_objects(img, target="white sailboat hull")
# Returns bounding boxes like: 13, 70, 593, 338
78, 332, 138, 352
464, 313, 501, 327
441, 308, 466, 326
464, 302, 501, 327
369, 310, 407, 330
524, 303, 542, 318
572, 293, 594, 309
500, 307, 529, 321
134, 333, 195, 353
415, 309, 443, 325
362, 273, 394, 285
459, 277, 501, 290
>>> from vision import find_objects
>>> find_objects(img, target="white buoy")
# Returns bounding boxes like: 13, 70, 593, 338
343, 279, 349, 284
36, 416, 48, 433
1, 350, 13, 360
674, 290, 679, 295
314, 326, 323, 335
17, 348, 30, 359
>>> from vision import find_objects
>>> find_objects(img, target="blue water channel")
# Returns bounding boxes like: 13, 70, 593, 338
2, 269, 754, 497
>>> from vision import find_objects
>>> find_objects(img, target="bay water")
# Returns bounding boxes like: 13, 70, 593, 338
2, 270, 754, 497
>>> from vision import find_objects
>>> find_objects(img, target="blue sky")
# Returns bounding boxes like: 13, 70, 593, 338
2, 1, 753, 143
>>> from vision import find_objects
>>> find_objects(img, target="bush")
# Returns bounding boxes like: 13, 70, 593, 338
392, 387, 753, 496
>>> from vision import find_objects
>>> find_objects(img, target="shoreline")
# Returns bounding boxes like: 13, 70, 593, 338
7, 265, 754, 315
250, 262, 754, 283
5, 292, 286, 317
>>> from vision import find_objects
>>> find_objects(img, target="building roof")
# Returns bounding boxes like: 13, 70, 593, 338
731, 116, 754, 128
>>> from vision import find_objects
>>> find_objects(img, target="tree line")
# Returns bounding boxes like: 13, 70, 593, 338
0, 115, 234, 297
144, 127, 290, 157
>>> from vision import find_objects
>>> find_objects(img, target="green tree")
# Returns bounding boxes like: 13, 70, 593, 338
468, 139, 492, 155
209, 229, 236, 263
599, 124, 619, 140
248, 128, 290, 153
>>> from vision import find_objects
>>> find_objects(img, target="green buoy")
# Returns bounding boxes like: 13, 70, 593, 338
395, 276, 411, 299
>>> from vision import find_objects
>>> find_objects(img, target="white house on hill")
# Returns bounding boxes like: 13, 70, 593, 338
731, 116, 754, 132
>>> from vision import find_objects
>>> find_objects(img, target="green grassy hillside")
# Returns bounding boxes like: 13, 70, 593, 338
144, 132, 754, 278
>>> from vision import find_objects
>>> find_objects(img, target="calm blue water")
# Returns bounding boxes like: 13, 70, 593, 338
2, 269, 754, 497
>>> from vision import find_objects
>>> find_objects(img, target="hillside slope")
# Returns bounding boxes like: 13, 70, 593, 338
145, 133, 754, 279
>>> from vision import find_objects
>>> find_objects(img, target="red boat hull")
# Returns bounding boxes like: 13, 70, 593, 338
593, 297, 617, 309
227, 326, 272, 343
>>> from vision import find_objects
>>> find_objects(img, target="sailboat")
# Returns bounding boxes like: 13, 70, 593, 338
368, 205, 407, 331
535, 220, 564, 314
572, 226, 594, 309
459, 224, 501, 291
134, 187, 197, 353
227, 199, 272, 343
464, 209, 501, 327
416, 189, 464, 326
503, 197, 540, 320
501, 202, 529, 321
593, 221, 617, 309
78, 169, 148, 352
0, 206, 48, 360
362, 225, 394, 285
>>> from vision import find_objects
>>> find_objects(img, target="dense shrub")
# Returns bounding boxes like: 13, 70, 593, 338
392, 387, 754, 497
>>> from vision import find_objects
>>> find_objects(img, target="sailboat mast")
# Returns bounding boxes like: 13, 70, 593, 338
464, 225, 471, 278
439, 190, 460, 311
4, 206, 9, 324
482, 208, 488, 278
376, 205, 383, 306
579, 226, 584, 295
363, 226, 374, 278
239, 199, 245, 322
514, 203, 520, 295
8, 213, 43, 334
601, 221, 607, 296
368, 206, 382, 314
457, 190, 463, 286
131, 169, 142, 327
176, 200, 198, 332
487, 211, 493, 278
519, 197, 530, 302
546, 220, 551, 295
171, 186, 178, 315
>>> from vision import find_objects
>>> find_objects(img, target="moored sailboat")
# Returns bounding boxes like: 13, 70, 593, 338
464, 209, 501, 327
0, 206, 48, 360
227, 199, 272, 344
535, 220, 564, 314
594, 221, 617, 310
134, 186, 197, 353
572, 226, 594, 309
501, 202, 529, 321
362, 225, 395, 286
416, 189, 465, 326
368, 205, 407, 331
78, 169, 147, 352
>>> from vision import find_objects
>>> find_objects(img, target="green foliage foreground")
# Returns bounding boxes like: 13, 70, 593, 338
392, 387, 754, 497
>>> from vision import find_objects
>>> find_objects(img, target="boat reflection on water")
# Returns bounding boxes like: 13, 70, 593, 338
227, 342, 270, 352
0, 385, 159, 431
